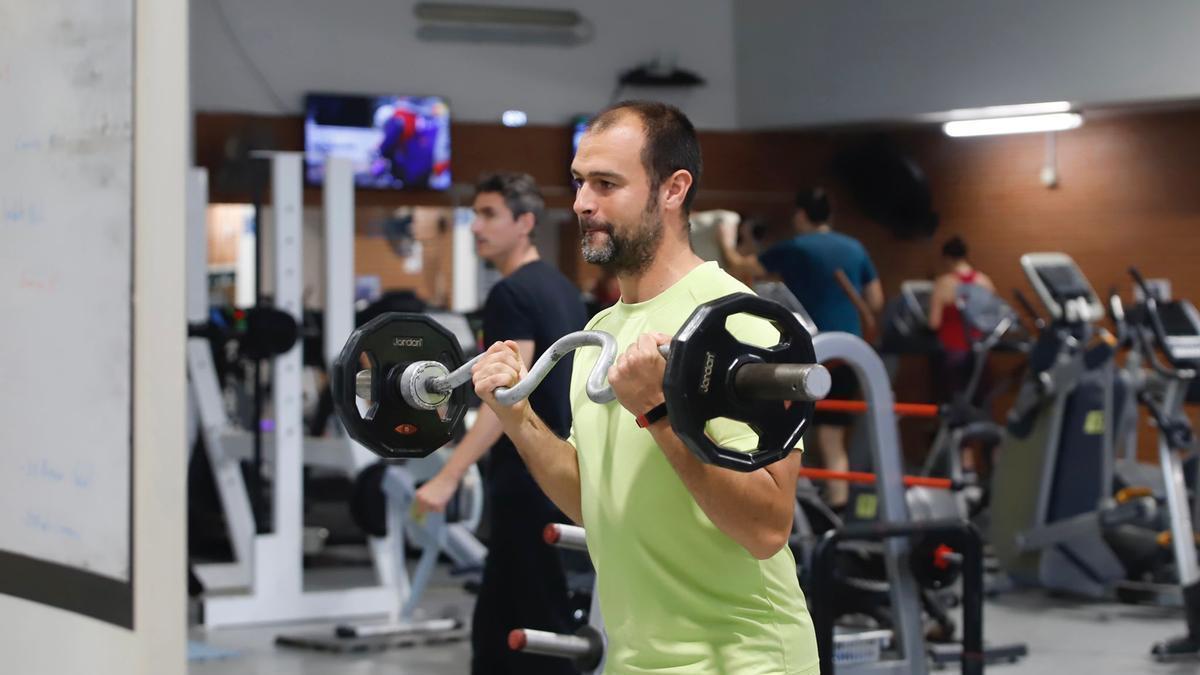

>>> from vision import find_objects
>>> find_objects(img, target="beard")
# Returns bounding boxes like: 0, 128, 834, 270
578, 191, 662, 275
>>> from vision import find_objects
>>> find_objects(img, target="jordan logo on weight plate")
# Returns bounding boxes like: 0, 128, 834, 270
699, 351, 716, 393
392, 337, 424, 348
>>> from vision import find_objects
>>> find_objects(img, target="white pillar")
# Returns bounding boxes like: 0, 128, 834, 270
186, 169, 209, 323
452, 207, 479, 311
267, 152, 304, 592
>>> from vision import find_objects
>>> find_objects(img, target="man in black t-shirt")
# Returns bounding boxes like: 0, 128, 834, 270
414, 172, 587, 675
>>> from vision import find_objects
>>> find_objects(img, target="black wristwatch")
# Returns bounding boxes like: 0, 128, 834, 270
635, 402, 669, 429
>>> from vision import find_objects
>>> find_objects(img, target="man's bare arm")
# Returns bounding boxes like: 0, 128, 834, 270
835, 268, 877, 334
609, 333, 799, 559
649, 421, 802, 559
864, 278, 885, 314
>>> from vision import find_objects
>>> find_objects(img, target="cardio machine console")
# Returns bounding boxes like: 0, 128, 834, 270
1020, 253, 1105, 324
900, 280, 933, 326
1153, 300, 1200, 364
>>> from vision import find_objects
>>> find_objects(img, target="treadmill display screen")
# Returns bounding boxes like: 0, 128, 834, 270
1036, 264, 1092, 301
911, 288, 932, 320
1159, 302, 1200, 337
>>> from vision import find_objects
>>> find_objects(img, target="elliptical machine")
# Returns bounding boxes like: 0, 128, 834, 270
1116, 268, 1200, 661
989, 253, 1132, 597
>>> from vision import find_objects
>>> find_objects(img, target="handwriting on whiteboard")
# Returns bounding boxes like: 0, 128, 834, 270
0, 200, 44, 225
25, 512, 82, 541
12, 137, 44, 152
23, 458, 96, 490
8, 118, 132, 157
17, 270, 60, 293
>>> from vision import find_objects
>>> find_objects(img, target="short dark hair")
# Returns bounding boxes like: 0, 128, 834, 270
474, 172, 545, 228
942, 235, 968, 259
795, 187, 831, 223
587, 100, 702, 213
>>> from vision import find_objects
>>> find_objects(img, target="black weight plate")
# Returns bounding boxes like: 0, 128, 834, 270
664, 293, 816, 471
240, 306, 299, 360
331, 313, 467, 460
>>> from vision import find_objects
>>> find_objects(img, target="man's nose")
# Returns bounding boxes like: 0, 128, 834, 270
573, 185, 595, 218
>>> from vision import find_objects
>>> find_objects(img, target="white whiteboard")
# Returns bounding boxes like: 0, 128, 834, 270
0, 0, 134, 582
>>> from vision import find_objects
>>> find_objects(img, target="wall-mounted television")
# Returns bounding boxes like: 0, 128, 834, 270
305, 93, 452, 190
571, 114, 590, 158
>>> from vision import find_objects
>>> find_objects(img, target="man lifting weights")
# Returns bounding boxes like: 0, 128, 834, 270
470, 102, 818, 674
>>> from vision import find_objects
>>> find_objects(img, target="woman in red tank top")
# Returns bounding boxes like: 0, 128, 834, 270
928, 237, 997, 474
936, 267, 980, 354
929, 237, 994, 400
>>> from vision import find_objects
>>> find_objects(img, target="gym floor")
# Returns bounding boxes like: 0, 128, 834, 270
188, 564, 1198, 675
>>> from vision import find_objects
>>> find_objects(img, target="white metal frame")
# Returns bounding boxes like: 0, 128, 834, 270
187, 168, 256, 592
200, 154, 396, 627
333, 455, 487, 638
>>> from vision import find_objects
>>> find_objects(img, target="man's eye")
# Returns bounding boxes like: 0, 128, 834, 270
599, 180, 614, 190
571, 178, 583, 190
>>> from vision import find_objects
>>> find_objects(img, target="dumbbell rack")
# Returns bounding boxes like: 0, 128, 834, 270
509, 523, 606, 673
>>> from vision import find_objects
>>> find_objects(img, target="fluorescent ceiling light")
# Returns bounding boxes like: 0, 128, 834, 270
414, 2, 592, 46
943, 112, 1083, 138
415, 2, 582, 27
501, 110, 528, 127
942, 100, 1071, 121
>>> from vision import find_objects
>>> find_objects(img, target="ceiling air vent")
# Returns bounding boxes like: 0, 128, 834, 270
414, 2, 593, 46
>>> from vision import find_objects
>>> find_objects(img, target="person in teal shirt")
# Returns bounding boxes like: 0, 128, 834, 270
757, 189, 880, 336
470, 101, 818, 674
719, 189, 883, 511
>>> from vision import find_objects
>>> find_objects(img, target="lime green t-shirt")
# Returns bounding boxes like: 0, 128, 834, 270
569, 261, 818, 675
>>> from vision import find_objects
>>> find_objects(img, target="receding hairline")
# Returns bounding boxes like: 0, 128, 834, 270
588, 106, 644, 133
572, 115, 648, 181
580, 109, 647, 152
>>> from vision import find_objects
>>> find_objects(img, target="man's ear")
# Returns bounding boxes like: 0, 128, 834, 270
661, 169, 693, 213
517, 211, 536, 239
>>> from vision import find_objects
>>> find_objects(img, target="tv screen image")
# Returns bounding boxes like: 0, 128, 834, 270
571, 114, 589, 158
305, 94, 451, 190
